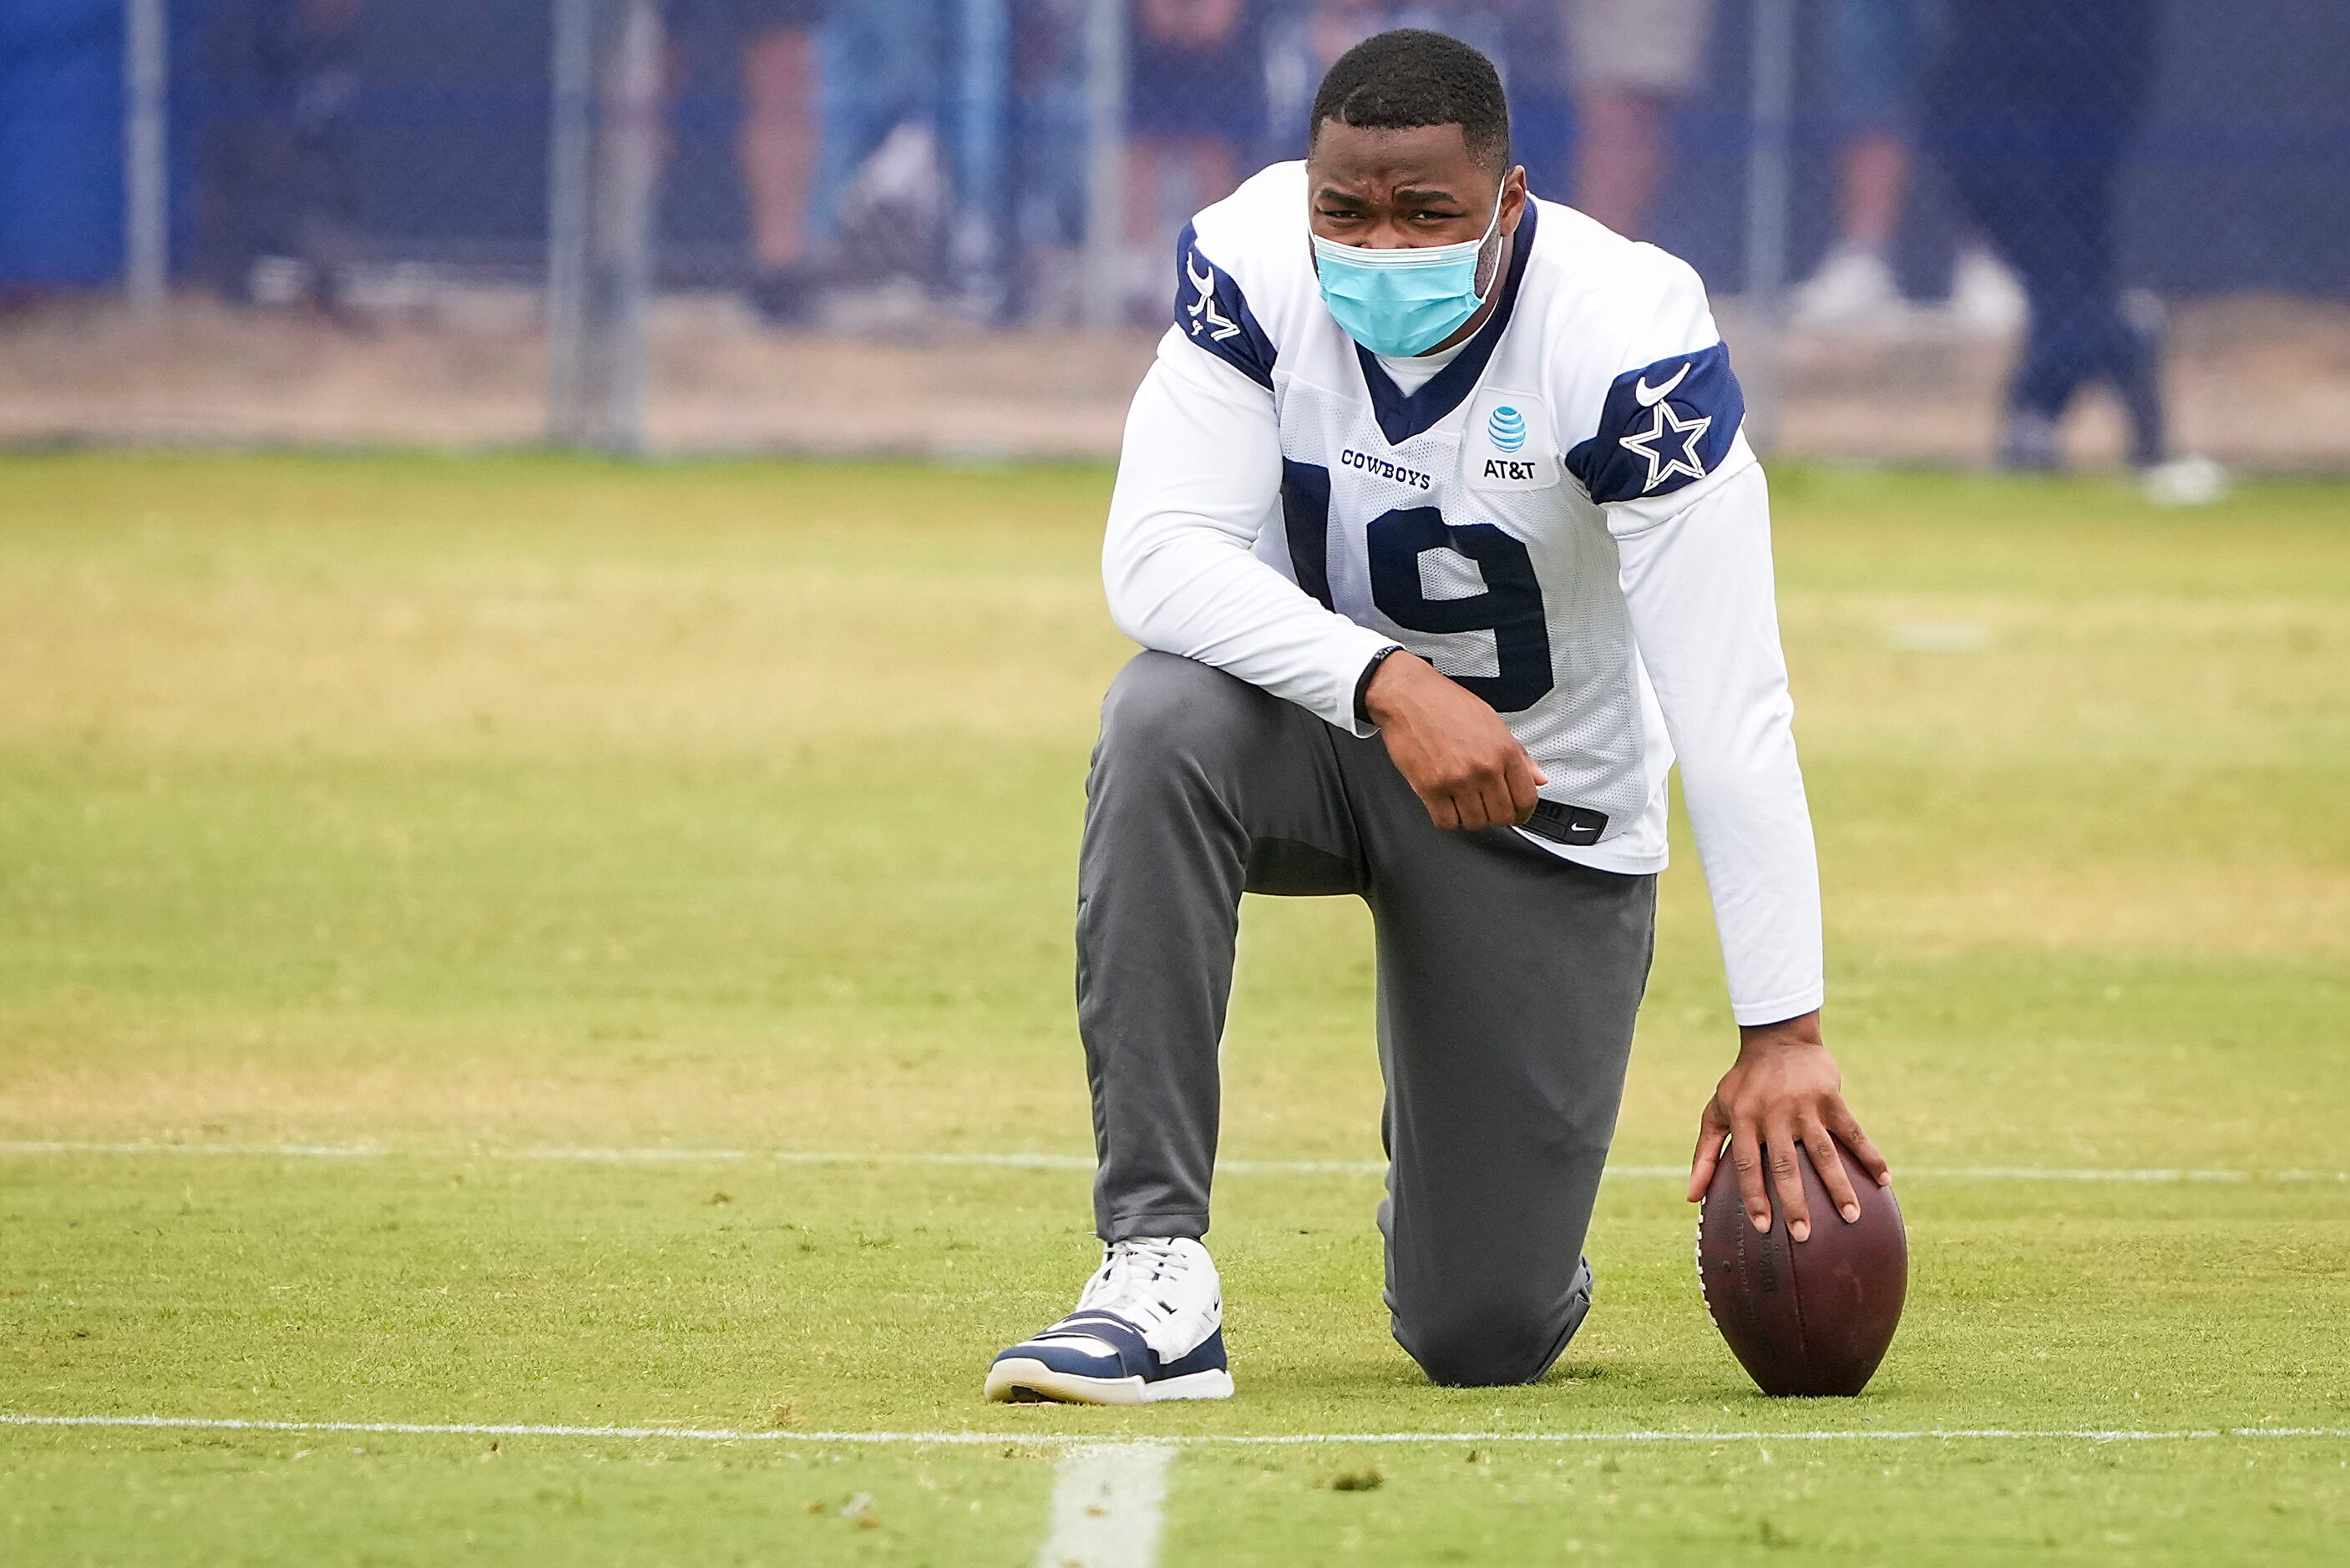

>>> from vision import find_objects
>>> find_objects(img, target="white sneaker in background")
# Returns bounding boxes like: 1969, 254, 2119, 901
985, 1237, 1233, 1404
1947, 246, 2028, 336
2141, 455, 2231, 508
1790, 243, 1905, 330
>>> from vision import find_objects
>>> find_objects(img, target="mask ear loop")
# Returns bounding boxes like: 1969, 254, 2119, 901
1471, 184, 1510, 302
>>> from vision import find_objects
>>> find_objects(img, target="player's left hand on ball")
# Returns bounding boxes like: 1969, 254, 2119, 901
1686, 1011, 1891, 1243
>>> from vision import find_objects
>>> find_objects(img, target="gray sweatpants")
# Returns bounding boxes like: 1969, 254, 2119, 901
1077, 652, 1658, 1386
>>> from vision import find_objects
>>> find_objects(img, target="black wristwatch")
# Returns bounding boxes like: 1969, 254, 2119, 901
1354, 644, 1408, 728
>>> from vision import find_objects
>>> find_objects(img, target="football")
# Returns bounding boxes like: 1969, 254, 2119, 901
1697, 1136, 1908, 1397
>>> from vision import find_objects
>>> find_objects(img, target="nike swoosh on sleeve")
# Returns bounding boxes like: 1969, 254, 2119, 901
1633, 363, 1692, 406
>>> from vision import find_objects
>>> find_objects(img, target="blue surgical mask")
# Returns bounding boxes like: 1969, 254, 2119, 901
1311, 194, 1505, 358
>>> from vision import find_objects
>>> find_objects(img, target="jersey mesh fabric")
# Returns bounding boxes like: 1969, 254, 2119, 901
1267, 373, 1649, 834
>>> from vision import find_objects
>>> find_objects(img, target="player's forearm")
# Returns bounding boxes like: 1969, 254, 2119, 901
1104, 351, 1400, 733
1684, 764, 1826, 1025
1668, 678, 1823, 1023
1618, 462, 1826, 1024
1106, 528, 1399, 732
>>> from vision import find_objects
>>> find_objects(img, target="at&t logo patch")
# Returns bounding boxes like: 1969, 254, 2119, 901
1487, 404, 1527, 453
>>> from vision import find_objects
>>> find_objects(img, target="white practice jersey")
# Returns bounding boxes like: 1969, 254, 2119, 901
1103, 162, 1824, 1024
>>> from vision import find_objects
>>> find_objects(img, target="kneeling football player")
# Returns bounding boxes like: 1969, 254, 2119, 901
986, 29, 1891, 1404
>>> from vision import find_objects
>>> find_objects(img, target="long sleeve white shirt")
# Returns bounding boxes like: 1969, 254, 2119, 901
1103, 333, 1824, 1025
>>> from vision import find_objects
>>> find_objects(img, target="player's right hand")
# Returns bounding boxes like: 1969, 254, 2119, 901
1687, 1014, 1892, 1243
1363, 650, 1547, 832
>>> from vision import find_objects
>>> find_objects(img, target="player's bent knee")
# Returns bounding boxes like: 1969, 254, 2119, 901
1390, 1278, 1598, 1382
1393, 1293, 1588, 1388
1098, 652, 1261, 768
1396, 1322, 1561, 1388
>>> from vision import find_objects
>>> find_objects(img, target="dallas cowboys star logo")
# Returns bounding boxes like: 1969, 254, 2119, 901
1617, 397, 1713, 493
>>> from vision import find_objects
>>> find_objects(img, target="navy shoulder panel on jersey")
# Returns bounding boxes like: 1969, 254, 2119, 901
1566, 341, 1745, 504
1173, 222, 1278, 389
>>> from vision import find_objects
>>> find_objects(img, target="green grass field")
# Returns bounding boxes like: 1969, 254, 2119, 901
3, 453, 2347, 1564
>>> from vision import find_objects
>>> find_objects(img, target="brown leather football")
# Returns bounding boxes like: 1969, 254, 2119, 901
1697, 1136, 1907, 1397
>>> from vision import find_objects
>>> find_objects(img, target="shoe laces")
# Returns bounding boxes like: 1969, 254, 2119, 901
1078, 1237, 1198, 1329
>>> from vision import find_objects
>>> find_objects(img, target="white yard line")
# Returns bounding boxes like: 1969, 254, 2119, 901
3, 1414, 2345, 1446
2, 1140, 2346, 1184
1036, 1442, 1174, 1568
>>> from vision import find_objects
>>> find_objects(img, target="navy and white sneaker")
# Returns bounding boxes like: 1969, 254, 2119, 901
984, 1237, 1233, 1404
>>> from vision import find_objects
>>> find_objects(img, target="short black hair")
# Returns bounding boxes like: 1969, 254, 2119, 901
1309, 29, 1511, 174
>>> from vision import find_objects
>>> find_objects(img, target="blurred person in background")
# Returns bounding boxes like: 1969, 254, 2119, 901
1306, 0, 1390, 64
1292, 3, 1547, 183
799, 0, 1081, 324
1010, 0, 1092, 321
196, 0, 363, 314
1307, 0, 1501, 68
1789, 0, 2021, 334
1927, 0, 2213, 495
670, 1, 829, 325
806, 0, 950, 303
1126, 0, 1266, 312
1562, 0, 1712, 239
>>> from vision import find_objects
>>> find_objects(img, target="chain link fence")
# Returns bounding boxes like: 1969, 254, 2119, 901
3, 0, 2344, 472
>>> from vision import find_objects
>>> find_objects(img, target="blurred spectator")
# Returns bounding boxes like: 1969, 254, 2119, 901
1562, 0, 1711, 238
1302, 3, 1513, 116
1305, 1, 1511, 73
1790, 0, 2021, 334
1307, 0, 1395, 68
807, 0, 946, 298
1925, 0, 2178, 475
1290, 3, 1529, 180
1010, 0, 1091, 321
1126, 0, 1265, 306
196, 0, 363, 312
671, 1, 828, 325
